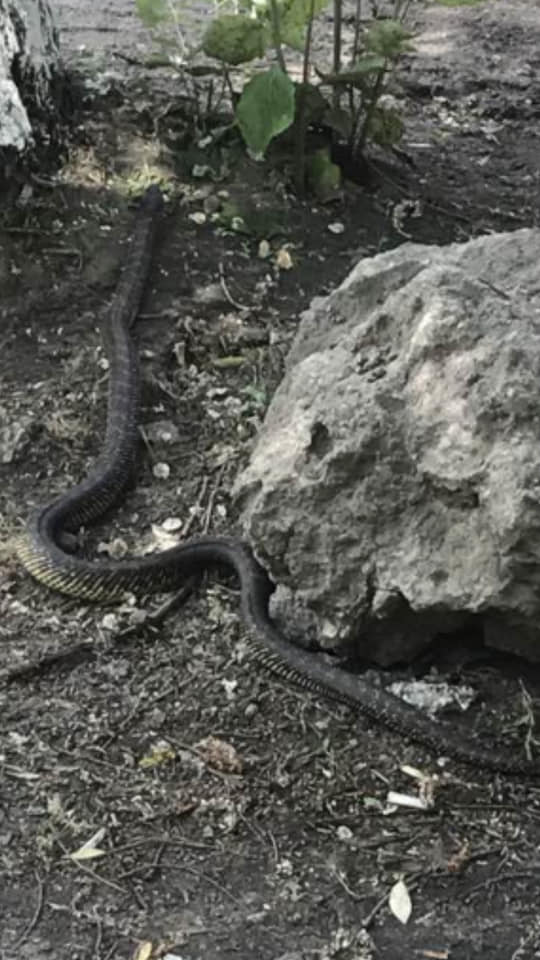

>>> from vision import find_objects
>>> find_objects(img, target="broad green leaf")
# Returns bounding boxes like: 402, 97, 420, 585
365, 19, 413, 59
203, 14, 268, 65
280, 0, 331, 49
306, 147, 341, 201
367, 104, 404, 146
354, 53, 387, 73
144, 52, 174, 67
135, 0, 170, 27
318, 56, 385, 89
280, 21, 305, 50
323, 106, 353, 138
236, 67, 295, 156
296, 82, 328, 125
278, 0, 330, 21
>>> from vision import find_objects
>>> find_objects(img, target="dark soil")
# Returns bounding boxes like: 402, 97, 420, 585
2, 2, 540, 959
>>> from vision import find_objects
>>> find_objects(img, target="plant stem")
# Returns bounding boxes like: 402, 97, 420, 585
165, 0, 187, 60
351, 0, 362, 63
332, 0, 342, 109
223, 66, 238, 109
268, 0, 287, 73
303, 0, 315, 84
394, 0, 412, 18
293, 0, 316, 193
353, 62, 385, 157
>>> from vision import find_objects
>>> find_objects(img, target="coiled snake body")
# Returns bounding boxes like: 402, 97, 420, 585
16, 185, 540, 777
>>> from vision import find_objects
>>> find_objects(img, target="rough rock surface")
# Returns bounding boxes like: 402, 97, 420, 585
235, 230, 540, 664
0, 0, 58, 152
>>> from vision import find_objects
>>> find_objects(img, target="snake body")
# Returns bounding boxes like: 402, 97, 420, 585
16, 185, 540, 778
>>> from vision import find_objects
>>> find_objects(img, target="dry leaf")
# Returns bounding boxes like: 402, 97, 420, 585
275, 247, 293, 270
447, 842, 470, 873
101, 612, 119, 631
196, 735, 243, 774
389, 879, 412, 924
139, 742, 176, 769
97, 536, 128, 558
133, 942, 153, 960
71, 846, 106, 861
386, 791, 431, 811
70, 827, 106, 861
151, 523, 181, 550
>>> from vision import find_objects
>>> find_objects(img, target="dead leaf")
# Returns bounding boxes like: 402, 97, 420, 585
196, 735, 243, 774
139, 741, 176, 769
151, 523, 181, 550
447, 842, 470, 873
97, 536, 128, 558
71, 846, 106, 861
133, 943, 153, 960
386, 790, 430, 811
389, 878, 412, 924
275, 247, 293, 270
70, 827, 107, 861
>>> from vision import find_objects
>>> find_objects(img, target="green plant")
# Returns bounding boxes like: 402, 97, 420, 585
135, 0, 414, 195
316, 19, 411, 163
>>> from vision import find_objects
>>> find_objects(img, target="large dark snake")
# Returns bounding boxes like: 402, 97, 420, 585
15, 185, 540, 778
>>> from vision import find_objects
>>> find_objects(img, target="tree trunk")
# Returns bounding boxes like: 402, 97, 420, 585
0, 0, 60, 183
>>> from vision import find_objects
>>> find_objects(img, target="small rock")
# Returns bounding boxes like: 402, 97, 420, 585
193, 282, 228, 305
144, 419, 180, 444
101, 613, 119, 631
97, 537, 128, 558
161, 516, 182, 532
203, 194, 222, 215
153, 461, 170, 480
275, 247, 293, 270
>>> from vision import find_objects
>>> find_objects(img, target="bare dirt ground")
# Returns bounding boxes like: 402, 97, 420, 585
2, 1, 540, 958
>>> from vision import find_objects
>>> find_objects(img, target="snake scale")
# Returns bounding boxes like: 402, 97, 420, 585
15, 184, 540, 778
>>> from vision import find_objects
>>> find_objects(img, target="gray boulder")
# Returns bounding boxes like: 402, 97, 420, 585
234, 230, 540, 664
